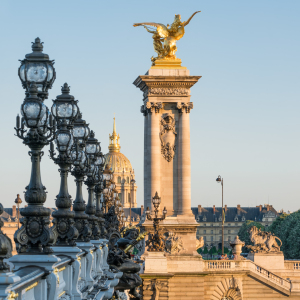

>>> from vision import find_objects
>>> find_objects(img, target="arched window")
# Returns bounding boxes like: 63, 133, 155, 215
126, 177, 129, 184
117, 176, 121, 183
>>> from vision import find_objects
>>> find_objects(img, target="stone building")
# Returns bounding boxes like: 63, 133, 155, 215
193, 204, 278, 248
104, 117, 137, 208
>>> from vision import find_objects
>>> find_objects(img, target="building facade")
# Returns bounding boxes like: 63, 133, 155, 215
192, 204, 278, 248
104, 117, 137, 208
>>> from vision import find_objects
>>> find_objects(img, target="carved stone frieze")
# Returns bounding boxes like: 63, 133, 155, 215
177, 102, 194, 113
165, 231, 184, 255
148, 87, 188, 96
159, 113, 177, 162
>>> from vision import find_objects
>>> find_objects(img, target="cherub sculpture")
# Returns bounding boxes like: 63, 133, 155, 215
133, 11, 200, 64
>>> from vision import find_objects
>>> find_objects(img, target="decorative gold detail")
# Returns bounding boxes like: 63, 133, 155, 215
109, 116, 121, 153
160, 114, 177, 162
121, 225, 140, 237
25, 281, 38, 292
177, 102, 193, 113
90, 250, 94, 254
124, 231, 148, 253
134, 12, 200, 67
7, 291, 19, 300
58, 291, 66, 298
58, 266, 66, 272
54, 268, 60, 284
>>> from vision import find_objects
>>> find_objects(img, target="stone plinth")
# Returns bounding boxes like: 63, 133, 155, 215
143, 251, 168, 274
247, 252, 285, 271
134, 67, 201, 256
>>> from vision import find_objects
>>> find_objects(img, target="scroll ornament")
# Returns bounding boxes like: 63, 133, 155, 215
160, 114, 177, 162
177, 102, 193, 113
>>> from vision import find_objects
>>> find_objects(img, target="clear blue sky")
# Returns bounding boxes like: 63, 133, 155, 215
0, 0, 299, 212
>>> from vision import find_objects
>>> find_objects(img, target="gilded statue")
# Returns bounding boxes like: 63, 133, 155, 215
133, 11, 200, 65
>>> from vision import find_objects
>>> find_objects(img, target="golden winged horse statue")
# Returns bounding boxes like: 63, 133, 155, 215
133, 11, 200, 65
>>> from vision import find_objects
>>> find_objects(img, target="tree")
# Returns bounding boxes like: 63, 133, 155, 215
237, 220, 265, 253
203, 246, 208, 254
197, 247, 203, 254
269, 210, 300, 259
209, 246, 217, 256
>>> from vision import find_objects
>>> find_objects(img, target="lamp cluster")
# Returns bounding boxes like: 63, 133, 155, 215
14, 38, 115, 253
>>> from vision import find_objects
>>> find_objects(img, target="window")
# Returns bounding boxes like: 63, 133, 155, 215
219, 236, 222, 241
203, 230, 206, 234
126, 177, 129, 184
228, 230, 231, 234
204, 223, 206, 226
219, 230, 222, 234
228, 223, 231, 226
117, 176, 121, 183
210, 236, 213, 241
210, 230, 213, 234
228, 236, 231, 241
203, 236, 206, 242
211, 224, 213, 227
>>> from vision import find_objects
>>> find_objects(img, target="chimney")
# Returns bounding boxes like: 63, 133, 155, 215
224, 205, 228, 212
267, 205, 270, 211
237, 204, 241, 215
198, 205, 202, 214
259, 205, 262, 212
12, 205, 17, 218
213, 205, 216, 214
141, 205, 144, 216
70, 205, 73, 211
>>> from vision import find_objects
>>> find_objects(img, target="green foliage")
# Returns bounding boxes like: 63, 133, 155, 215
197, 248, 203, 254
224, 247, 229, 254
203, 246, 208, 254
269, 210, 300, 259
237, 220, 265, 253
209, 246, 217, 255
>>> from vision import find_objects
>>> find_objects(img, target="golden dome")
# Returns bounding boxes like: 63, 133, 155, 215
104, 117, 133, 173
104, 152, 133, 173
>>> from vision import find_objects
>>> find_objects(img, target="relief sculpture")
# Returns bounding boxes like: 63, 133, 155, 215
160, 113, 177, 162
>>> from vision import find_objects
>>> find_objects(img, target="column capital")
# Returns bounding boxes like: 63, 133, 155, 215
141, 102, 163, 115
177, 102, 194, 113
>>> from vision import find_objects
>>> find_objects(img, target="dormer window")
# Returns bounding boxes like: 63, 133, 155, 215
242, 216, 246, 221
234, 216, 238, 221
203, 216, 207, 222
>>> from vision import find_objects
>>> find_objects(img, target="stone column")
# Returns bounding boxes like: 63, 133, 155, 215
177, 102, 194, 216
147, 102, 162, 210
142, 106, 149, 209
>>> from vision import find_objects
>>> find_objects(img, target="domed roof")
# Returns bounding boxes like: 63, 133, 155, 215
104, 117, 132, 173
104, 152, 132, 173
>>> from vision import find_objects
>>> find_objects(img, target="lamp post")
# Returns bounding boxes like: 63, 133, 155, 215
85, 131, 102, 240
50, 83, 79, 246
216, 175, 224, 255
14, 83, 56, 254
145, 192, 167, 252
14, 194, 22, 229
130, 178, 136, 226
71, 113, 92, 242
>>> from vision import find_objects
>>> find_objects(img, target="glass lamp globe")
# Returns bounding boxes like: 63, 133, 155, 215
163, 207, 167, 215
20, 83, 47, 128
73, 112, 90, 145
55, 129, 73, 152
86, 130, 100, 155
18, 38, 56, 100
152, 192, 161, 206
51, 83, 79, 125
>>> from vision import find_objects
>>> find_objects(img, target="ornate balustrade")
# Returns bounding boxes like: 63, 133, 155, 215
204, 260, 291, 292
0, 239, 121, 300
284, 261, 300, 270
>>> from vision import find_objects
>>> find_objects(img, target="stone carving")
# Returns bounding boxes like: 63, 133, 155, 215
212, 276, 242, 300
148, 87, 188, 96
165, 231, 184, 254
146, 230, 166, 252
196, 236, 204, 250
160, 114, 177, 162
177, 102, 193, 113
145, 102, 163, 114
247, 226, 282, 253
144, 280, 167, 300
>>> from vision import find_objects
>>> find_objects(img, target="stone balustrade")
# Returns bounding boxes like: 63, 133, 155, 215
0, 240, 122, 300
284, 261, 300, 270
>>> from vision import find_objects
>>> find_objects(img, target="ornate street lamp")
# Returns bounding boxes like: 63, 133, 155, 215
14, 83, 56, 253
216, 175, 224, 255
18, 38, 56, 100
49, 84, 80, 246
145, 192, 167, 252
85, 131, 102, 240
130, 178, 136, 226
14, 194, 22, 229
71, 113, 92, 242
102, 165, 113, 213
